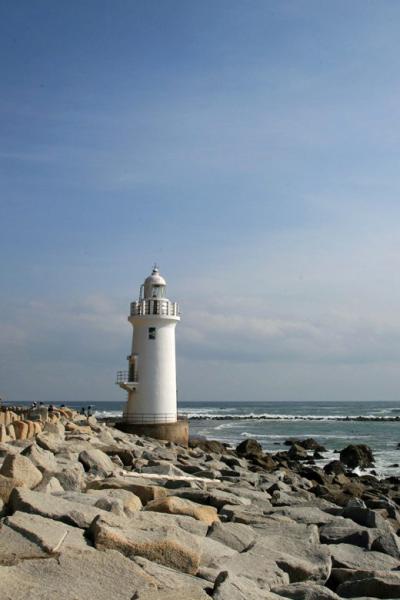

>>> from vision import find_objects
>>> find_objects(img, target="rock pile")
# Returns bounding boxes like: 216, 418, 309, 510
0, 412, 399, 599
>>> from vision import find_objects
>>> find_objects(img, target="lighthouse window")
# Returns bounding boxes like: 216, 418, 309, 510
148, 327, 156, 340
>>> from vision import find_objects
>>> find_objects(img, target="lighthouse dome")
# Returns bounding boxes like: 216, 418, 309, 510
143, 266, 167, 299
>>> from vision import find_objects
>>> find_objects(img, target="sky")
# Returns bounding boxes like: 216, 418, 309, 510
1, 1, 400, 405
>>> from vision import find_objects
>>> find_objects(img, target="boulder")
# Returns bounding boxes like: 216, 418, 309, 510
0, 453, 42, 489
21, 443, 58, 473
207, 521, 256, 552
215, 545, 289, 590
324, 461, 346, 476
10, 487, 110, 529
197, 536, 237, 574
339, 445, 374, 469
299, 466, 330, 486
108, 508, 208, 537
319, 519, 373, 548
87, 477, 168, 505
292, 439, 327, 452
36, 432, 63, 453
189, 439, 226, 454
0, 521, 50, 564
342, 504, 387, 529
134, 590, 209, 600
25, 420, 35, 439
87, 489, 142, 515
288, 444, 309, 460
0, 443, 18, 458
250, 533, 332, 584
337, 571, 400, 598
32, 422, 42, 435
236, 439, 263, 456
0, 474, 25, 503
13, 421, 29, 441
272, 506, 339, 526
173, 488, 252, 510
6, 424, 16, 440
329, 543, 399, 571
34, 475, 64, 494
89, 514, 201, 574
43, 421, 65, 437
133, 556, 210, 598
145, 496, 219, 526
5, 510, 91, 553
213, 570, 285, 599
78, 447, 115, 476
54, 463, 86, 491
371, 530, 400, 559
140, 462, 187, 477
272, 581, 341, 599
104, 447, 135, 466
0, 548, 157, 600
220, 503, 275, 525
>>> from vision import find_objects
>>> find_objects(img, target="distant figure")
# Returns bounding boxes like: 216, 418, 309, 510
87, 405, 93, 417
80, 407, 86, 415
31, 401, 37, 409
48, 404, 54, 414
38, 403, 48, 421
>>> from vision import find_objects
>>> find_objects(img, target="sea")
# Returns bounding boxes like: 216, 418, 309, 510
9, 399, 400, 478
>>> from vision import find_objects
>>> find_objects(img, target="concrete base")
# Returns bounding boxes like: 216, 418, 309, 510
115, 418, 189, 446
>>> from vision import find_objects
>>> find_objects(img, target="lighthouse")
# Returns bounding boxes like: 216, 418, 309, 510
115, 267, 188, 445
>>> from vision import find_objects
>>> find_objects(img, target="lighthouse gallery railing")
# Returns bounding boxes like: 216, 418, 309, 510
130, 299, 179, 317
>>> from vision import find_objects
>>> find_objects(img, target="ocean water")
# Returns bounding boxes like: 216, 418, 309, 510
10, 399, 400, 477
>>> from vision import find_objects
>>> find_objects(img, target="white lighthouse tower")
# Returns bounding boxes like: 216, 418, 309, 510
116, 267, 188, 445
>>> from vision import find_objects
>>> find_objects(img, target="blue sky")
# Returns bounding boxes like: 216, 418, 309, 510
1, 1, 400, 405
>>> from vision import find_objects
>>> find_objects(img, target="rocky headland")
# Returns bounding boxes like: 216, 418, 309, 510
0, 408, 399, 599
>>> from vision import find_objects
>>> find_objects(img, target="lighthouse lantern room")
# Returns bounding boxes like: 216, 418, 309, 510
116, 267, 188, 445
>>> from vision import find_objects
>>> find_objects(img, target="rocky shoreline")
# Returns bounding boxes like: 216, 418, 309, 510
0, 409, 400, 599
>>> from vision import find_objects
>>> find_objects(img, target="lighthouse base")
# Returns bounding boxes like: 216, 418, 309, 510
116, 418, 189, 447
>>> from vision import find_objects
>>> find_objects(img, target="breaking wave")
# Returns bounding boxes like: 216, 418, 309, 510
187, 412, 400, 422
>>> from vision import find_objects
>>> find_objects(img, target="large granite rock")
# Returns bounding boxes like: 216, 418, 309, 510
0, 474, 25, 503
173, 488, 252, 510
319, 518, 373, 548
339, 445, 374, 469
5, 511, 91, 553
53, 463, 86, 491
236, 439, 263, 456
0, 548, 157, 599
36, 432, 63, 453
145, 495, 219, 525
10, 487, 110, 529
89, 514, 201, 574
272, 581, 341, 599
133, 555, 210, 593
213, 570, 285, 600
0, 454, 42, 489
35, 474, 64, 494
86, 488, 142, 515
214, 545, 289, 590
0, 521, 50, 564
371, 530, 400, 559
288, 444, 309, 461
271, 506, 339, 526
337, 570, 400, 598
78, 447, 115, 476
252, 535, 332, 584
329, 543, 399, 571
207, 521, 256, 552
87, 476, 168, 505
21, 443, 58, 473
